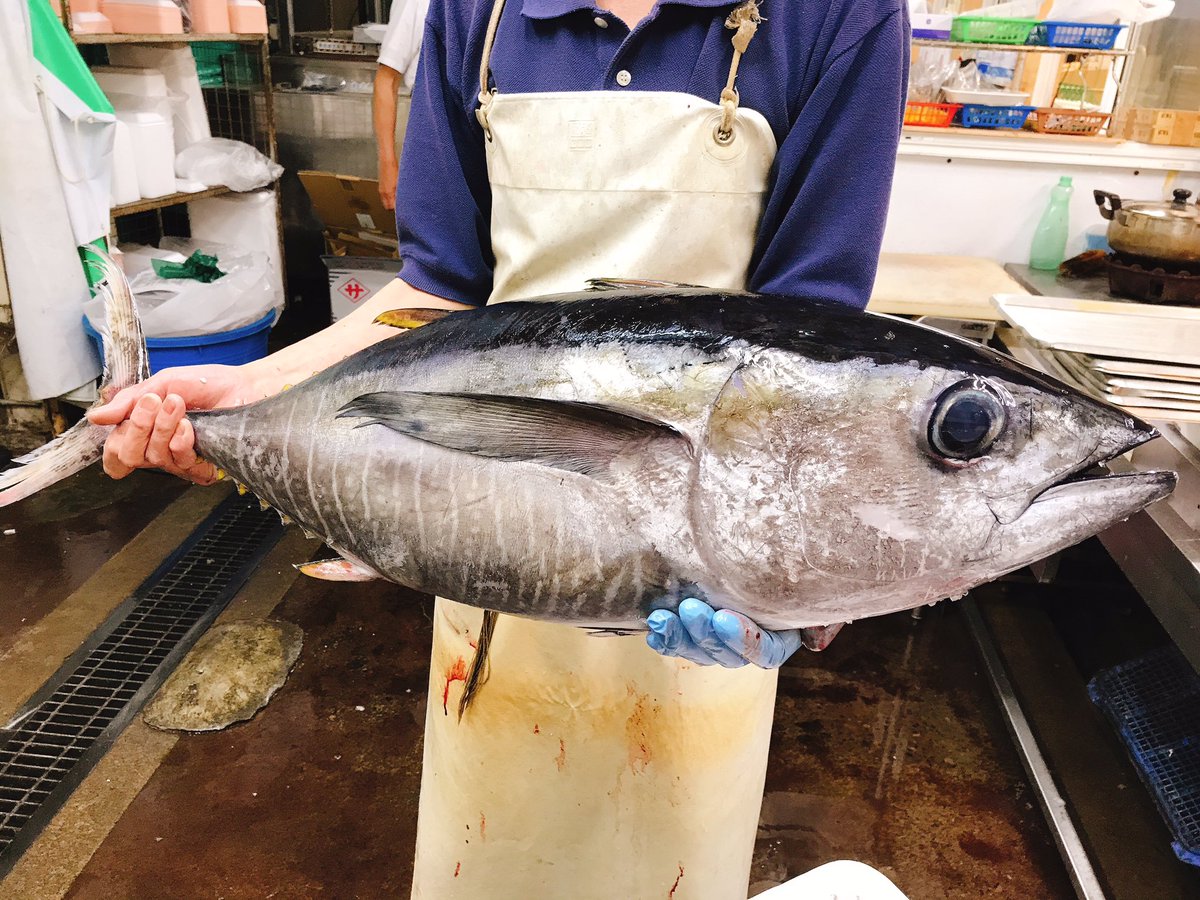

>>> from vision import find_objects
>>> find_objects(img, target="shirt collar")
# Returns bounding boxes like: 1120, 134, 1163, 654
520, 0, 736, 21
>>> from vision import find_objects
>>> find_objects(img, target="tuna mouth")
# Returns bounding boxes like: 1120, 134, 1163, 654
986, 419, 1169, 525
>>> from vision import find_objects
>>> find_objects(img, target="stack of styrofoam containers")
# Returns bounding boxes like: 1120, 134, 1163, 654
93, 67, 176, 200
108, 46, 211, 150
63, 0, 115, 33
109, 120, 140, 206
227, 0, 268, 33
98, 0, 183, 33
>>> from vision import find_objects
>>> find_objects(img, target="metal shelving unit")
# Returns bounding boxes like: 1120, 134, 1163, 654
912, 38, 1135, 57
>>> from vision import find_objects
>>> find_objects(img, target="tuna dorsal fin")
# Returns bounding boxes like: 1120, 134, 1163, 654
336, 391, 687, 479
586, 277, 705, 291
373, 308, 454, 330
296, 558, 381, 582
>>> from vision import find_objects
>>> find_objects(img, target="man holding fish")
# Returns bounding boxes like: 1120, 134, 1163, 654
89, 0, 911, 895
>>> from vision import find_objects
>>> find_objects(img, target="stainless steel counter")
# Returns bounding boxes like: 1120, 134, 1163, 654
998, 325, 1200, 673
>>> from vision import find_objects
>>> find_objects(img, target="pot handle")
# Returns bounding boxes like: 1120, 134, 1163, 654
1094, 190, 1122, 220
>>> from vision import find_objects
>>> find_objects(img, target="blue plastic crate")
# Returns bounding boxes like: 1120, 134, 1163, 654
1028, 21, 1125, 50
1089, 646, 1200, 867
957, 104, 1036, 130
83, 311, 276, 375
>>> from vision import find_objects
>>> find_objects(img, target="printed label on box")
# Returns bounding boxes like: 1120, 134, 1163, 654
338, 278, 371, 304
355, 213, 377, 230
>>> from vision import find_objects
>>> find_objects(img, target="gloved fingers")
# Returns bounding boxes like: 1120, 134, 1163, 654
646, 608, 722, 666
678, 598, 749, 668
711, 609, 803, 669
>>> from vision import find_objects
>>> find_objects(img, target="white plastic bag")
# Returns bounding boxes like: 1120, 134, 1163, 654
174, 138, 283, 191
84, 239, 280, 338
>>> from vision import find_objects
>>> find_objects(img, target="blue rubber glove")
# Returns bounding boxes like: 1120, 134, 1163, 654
645, 597, 804, 669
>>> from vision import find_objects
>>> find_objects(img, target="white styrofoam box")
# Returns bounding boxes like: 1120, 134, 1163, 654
92, 66, 176, 152
115, 110, 175, 198
912, 13, 952, 38
188, 190, 284, 307
107, 46, 211, 150
323, 256, 402, 322
110, 118, 140, 206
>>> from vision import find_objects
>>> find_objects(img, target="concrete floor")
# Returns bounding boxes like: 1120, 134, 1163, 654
1, 471, 1077, 899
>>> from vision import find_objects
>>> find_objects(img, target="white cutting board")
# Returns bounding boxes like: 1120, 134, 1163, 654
1089, 357, 1200, 382
992, 294, 1200, 366
868, 255, 1027, 321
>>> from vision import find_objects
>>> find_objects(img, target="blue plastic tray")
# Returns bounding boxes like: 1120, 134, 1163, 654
1027, 21, 1125, 50
83, 311, 275, 375
957, 104, 1036, 130
1089, 646, 1200, 867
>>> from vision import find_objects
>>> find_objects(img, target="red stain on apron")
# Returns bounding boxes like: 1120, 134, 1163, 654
442, 657, 468, 715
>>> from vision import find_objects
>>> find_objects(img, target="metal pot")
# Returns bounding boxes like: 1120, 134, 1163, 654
1094, 188, 1200, 265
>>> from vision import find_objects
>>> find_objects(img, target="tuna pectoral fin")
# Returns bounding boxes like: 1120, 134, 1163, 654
337, 391, 688, 480
296, 558, 381, 582
373, 308, 453, 330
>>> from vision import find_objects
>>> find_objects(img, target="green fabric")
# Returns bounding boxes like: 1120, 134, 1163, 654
28, 0, 113, 115
152, 251, 226, 283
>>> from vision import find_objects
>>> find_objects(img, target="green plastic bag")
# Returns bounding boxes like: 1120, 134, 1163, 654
151, 251, 226, 283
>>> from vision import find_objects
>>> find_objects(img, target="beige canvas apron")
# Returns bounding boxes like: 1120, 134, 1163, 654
412, 4, 780, 898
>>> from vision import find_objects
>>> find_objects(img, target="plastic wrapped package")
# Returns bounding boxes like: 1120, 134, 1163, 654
908, 46, 955, 102
174, 138, 283, 191
84, 239, 280, 338
187, 189, 285, 308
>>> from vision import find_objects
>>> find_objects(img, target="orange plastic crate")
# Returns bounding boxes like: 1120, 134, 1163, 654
1028, 107, 1110, 136
904, 102, 962, 128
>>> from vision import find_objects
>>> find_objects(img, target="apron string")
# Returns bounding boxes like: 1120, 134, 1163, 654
476, 0, 509, 139
717, 1, 763, 144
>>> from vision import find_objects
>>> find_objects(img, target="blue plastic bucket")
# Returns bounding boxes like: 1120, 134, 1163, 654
83, 311, 276, 375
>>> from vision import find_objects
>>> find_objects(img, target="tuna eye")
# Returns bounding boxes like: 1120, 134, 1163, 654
929, 384, 1006, 461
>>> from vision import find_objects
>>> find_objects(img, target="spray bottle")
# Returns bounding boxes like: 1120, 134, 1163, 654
1030, 176, 1074, 271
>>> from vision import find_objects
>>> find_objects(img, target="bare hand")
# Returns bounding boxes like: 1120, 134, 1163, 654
379, 157, 399, 211
87, 365, 253, 484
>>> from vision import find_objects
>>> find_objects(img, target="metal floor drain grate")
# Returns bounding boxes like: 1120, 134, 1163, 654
0, 492, 285, 875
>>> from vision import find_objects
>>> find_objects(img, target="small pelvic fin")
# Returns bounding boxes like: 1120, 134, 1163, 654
296, 558, 381, 582
373, 308, 453, 330
800, 623, 845, 652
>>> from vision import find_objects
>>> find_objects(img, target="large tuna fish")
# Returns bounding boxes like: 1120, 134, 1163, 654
0, 260, 1176, 632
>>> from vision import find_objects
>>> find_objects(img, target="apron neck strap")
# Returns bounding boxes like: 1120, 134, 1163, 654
476, 0, 509, 139
716, 1, 763, 144
476, 0, 763, 142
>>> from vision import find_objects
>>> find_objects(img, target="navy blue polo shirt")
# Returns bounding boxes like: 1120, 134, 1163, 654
395, 0, 909, 308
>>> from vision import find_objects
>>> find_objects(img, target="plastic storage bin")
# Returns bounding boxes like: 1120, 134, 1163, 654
904, 102, 961, 128
1027, 21, 1125, 50
1027, 108, 1110, 136
957, 104, 1036, 129
83, 311, 275, 375
1089, 646, 1200, 867
950, 16, 1039, 45
189, 0, 231, 34
99, 0, 183, 34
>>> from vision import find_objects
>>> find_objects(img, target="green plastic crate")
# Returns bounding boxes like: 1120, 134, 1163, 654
950, 16, 1039, 45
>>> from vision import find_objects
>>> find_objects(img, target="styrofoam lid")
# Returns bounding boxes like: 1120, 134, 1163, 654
92, 66, 169, 95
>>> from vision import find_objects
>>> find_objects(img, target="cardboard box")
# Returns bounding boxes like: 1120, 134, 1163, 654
299, 170, 398, 259
323, 255, 402, 322
1124, 107, 1200, 147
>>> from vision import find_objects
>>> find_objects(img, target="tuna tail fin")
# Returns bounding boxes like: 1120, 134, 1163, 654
0, 252, 147, 508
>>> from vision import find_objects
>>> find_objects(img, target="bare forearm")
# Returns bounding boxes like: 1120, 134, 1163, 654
373, 65, 401, 166
242, 278, 472, 396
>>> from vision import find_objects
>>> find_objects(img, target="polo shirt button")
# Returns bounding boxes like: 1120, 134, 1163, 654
593, 16, 608, 28
616, 69, 632, 86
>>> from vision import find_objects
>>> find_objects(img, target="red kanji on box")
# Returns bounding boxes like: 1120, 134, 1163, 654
339, 278, 370, 303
